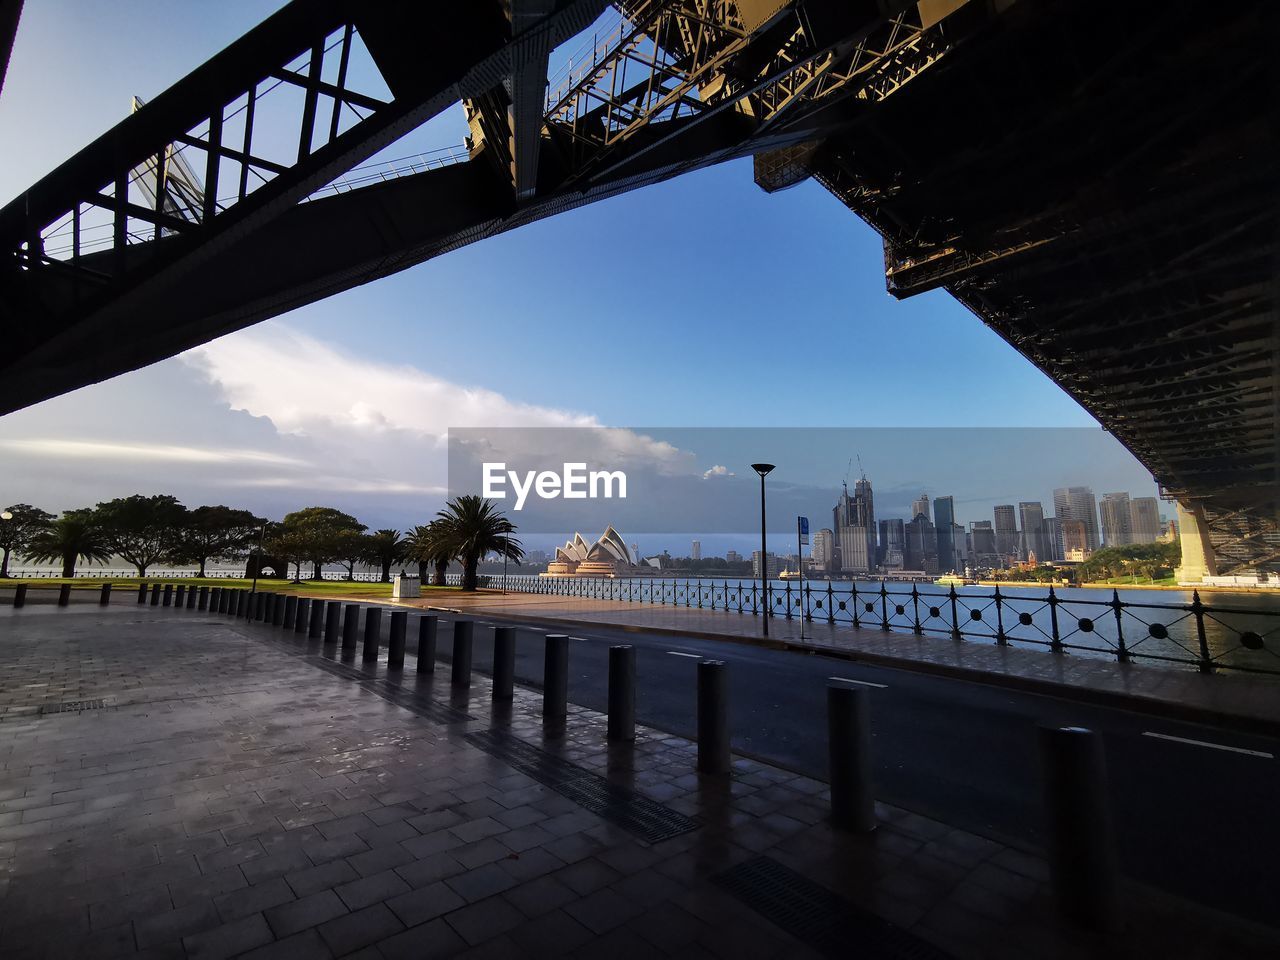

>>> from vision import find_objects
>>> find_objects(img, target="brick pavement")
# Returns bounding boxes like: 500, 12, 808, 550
1, 604, 1277, 959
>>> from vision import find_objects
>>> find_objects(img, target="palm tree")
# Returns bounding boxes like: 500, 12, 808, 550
363, 529, 405, 583
434, 496, 522, 591
26, 510, 112, 578
404, 521, 455, 586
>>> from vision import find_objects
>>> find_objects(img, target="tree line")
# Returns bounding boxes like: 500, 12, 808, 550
0, 494, 522, 592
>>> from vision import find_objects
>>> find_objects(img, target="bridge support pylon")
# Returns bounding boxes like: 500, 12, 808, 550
1174, 501, 1217, 584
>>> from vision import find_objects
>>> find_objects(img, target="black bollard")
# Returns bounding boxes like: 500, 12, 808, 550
295, 597, 310, 634
197, 585, 209, 610
175, 584, 186, 607
100, 583, 113, 606
342, 604, 360, 651
324, 601, 342, 644
310, 599, 326, 639
232, 589, 243, 617
416, 616, 437, 673
362, 607, 382, 662
58, 583, 72, 607
213, 586, 224, 612
828, 684, 876, 832
608, 645, 636, 742
697, 660, 730, 774
218, 587, 230, 614
543, 634, 569, 721
451, 621, 474, 687
283, 595, 298, 630
186, 584, 197, 609
254, 592, 267, 621
137, 582, 148, 604
1040, 726, 1119, 930
388, 611, 407, 669
161, 584, 172, 607
492, 627, 516, 700
14, 583, 27, 608
150, 583, 161, 606
271, 594, 284, 626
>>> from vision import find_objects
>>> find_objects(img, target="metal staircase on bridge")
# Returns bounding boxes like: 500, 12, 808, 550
0, 0, 1275, 573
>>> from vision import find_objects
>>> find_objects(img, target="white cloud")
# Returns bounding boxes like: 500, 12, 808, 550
0, 438, 306, 466
703, 464, 734, 479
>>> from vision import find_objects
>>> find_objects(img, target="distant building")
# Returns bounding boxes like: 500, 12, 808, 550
970, 520, 997, 567
993, 504, 1019, 561
1130, 497, 1161, 544
752, 551, 782, 579
691, 540, 701, 560
1042, 517, 1064, 562
1018, 502, 1046, 562
1099, 492, 1132, 546
934, 496, 960, 573
545, 526, 637, 577
911, 494, 931, 522
878, 518, 905, 571
904, 514, 939, 574
833, 475, 875, 574
1054, 486, 1100, 552
1062, 519, 1090, 561
812, 528, 834, 573
725, 549, 742, 564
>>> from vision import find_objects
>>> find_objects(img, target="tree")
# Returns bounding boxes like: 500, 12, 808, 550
277, 507, 366, 579
176, 505, 263, 577
0, 504, 55, 577
26, 510, 111, 578
336, 531, 369, 581
95, 494, 188, 576
264, 528, 310, 583
363, 529, 405, 583
404, 522, 454, 586
434, 496, 522, 591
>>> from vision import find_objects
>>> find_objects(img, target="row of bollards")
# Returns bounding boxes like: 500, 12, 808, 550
114, 585, 1121, 932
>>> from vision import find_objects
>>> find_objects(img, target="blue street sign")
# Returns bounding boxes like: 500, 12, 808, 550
798, 516, 809, 544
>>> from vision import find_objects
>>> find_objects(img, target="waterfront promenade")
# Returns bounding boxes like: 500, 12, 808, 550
3, 603, 1278, 959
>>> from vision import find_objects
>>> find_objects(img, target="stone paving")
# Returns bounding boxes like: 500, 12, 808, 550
1, 604, 1278, 959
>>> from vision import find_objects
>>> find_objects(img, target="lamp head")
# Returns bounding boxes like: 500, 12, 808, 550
750, 463, 775, 478
0, 511, 12, 521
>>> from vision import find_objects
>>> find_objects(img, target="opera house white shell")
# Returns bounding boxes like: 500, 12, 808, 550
543, 526, 635, 577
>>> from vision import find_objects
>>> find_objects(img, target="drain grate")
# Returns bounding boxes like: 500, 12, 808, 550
467, 729, 699, 844
41, 698, 109, 715
713, 856, 954, 960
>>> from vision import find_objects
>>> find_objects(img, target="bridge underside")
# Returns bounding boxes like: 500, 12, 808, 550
0, 0, 1276, 571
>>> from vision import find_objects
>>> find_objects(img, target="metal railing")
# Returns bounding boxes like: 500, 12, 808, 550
461, 575, 1280, 677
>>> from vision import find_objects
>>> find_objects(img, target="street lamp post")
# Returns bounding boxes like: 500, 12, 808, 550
0, 511, 12, 579
751, 464, 775, 637
251, 521, 270, 597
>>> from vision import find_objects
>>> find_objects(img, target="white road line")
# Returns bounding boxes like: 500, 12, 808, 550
568, 636, 588, 642
828, 676, 888, 689
1142, 731, 1273, 759
667, 651, 703, 659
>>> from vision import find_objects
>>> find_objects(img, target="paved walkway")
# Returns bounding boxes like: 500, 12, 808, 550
372, 591, 1280, 736
2, 603, 1278, 959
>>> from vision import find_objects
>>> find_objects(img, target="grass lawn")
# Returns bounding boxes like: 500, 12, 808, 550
0, 577, 463, 597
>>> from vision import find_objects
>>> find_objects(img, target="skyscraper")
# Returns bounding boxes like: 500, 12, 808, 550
993, 504, 1019, 560
970, 521, 997, 565
812, 529, 834, 572
878, 518, 905, 571
1062, 519, 1090, 561
1042, 517, 1064, 562
1018, 501, 1046, 562
911, 494, 931, 522
1130, 497, 1161, 544
691, 540, 701, 560
1054, 486, 1100, 552
1099, 493, 1132, 546
833, 474, 876, 574
934, 496, 958, 572
904, 514, 938, 574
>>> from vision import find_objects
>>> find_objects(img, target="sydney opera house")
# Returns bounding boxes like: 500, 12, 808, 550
544, 526, 637, 578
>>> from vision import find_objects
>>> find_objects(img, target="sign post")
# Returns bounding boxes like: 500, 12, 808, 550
797, 517, 809, 640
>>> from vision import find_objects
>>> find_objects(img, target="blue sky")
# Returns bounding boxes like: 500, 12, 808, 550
0, 2, 1155, 545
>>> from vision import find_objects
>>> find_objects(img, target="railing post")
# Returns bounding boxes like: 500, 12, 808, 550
362, 607, 381, 662
417, 615, 437, 673
949, 585, 961, 640
828, 684, 876, 832
1111, 590, 1128, 663
994, 586, 1007, 645
294, 597, 310, 634
493, 626, 516, 700
1048, 586, 1062, 654
828, 582, 836, 625
608, 645, 636, 742
1191, 591, 1212, 673
879, 583, 889, 631
100, 582, 112, 606
341, 603, 360, 651
451, 620, 473, 687
1039, 726, 1119, 930
784, 580, 792, 621
387, 611, 407, 669
543, 634, 569, 721
910, 585, 922, 635
697, 660, 730, 774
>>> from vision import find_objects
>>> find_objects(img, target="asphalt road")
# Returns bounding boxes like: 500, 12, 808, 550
404, 612, 1280, 926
